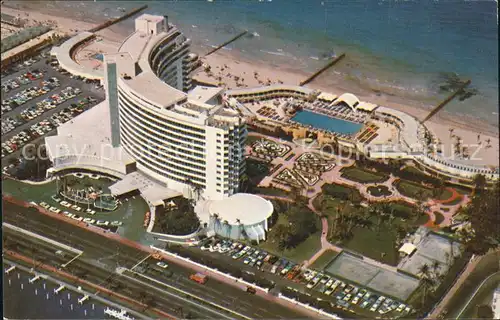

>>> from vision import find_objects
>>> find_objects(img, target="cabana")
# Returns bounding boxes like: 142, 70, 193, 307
331, 93, 360, 110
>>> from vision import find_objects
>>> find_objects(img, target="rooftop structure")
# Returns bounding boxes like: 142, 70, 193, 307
50, 32, 104, 80
207, 193, 274, 241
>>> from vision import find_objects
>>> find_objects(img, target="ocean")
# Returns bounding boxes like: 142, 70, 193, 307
8, 0, 500, 126
3, 268, 109, 319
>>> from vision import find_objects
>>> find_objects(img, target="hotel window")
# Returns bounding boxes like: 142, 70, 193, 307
216, 183, 221, 187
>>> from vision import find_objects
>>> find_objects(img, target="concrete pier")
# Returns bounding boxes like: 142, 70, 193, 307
300, 53, 346, 86
78, 295, 90, 305
54, 284, 66, 294
205, 31, 248, 57
5, 265, 16, 274
88, 5, 148, 33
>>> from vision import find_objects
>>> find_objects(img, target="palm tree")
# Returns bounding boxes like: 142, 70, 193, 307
431, 261, 441, 280
419, 275, 435, 307
448, 128, 454, 138
223, 220, 230, 238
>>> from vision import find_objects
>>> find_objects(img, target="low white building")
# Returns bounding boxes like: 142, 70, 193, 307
207, 193, 274, 242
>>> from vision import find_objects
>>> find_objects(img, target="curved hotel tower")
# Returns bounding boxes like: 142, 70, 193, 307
104, 14, 246, 201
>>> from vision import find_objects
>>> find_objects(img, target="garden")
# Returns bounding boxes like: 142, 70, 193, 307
321, 182, 364, 203
340, 166, 389, 184
262, 201, 322, 263
251, 138, 291, 158
367, 185, 392, 197
315, 193, 428, 266
394, 179, 434, 200
153, 197, 200, 236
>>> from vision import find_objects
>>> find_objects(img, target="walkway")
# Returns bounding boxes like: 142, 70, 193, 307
247, 132, 470, 266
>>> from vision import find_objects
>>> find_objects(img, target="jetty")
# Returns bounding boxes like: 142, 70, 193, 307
54, 284, 66, 294
299, 53, 346, 86
204, 30, 248, 57
29, 275, 41, 283
88, 5, 148, 33
5, 265, 16, 274
78, 295, 90, 305
421, 79, 471, 123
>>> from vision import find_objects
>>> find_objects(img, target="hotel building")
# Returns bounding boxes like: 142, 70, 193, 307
106, 14, 247, 201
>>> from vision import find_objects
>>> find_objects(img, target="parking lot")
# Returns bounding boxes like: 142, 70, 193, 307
1, 51, 105, 165
197, 238, 415, 318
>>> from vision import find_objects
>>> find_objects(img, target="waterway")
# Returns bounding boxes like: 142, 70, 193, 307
3, 266, 111, 319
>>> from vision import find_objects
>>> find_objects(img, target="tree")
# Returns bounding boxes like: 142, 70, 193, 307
473, 174, 487, 194
417, 264, 435, 307
462, 181, 500, 255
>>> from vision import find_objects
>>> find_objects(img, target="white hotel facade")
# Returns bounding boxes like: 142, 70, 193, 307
109, 14, 247, 201
47, 14, 247, 201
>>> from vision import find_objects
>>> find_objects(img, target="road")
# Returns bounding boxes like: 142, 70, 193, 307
2, 199, 307, 319
455, 271, 500, 319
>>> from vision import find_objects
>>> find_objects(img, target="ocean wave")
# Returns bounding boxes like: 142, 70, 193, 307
310, 56, 319, 60
260, 49, 292, 57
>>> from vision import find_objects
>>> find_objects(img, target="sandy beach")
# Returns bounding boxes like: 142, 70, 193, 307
2, 4, 498, 166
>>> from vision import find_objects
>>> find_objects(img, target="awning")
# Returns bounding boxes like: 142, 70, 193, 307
399, 243, 417, 255
318, 92, 337, 102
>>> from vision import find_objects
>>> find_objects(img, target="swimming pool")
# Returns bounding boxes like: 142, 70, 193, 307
291, 110, 362, 135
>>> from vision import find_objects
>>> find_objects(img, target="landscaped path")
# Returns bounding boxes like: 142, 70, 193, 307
248, 132, 471, 263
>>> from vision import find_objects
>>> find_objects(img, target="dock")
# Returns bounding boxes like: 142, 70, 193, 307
421, 79, 471, 124
299, 53, 346, 86
204, 31, 248, 57
88, 5, 148, 33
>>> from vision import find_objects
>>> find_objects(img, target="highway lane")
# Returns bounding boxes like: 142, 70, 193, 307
2, 200, 304, 319
3, 229, 230, 319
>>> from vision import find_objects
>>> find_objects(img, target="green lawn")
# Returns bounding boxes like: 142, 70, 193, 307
316, 196, 427, 266
310, 249, 339, 270
321, 183, 364, 203
434, 212, 445, 225
342, 216, 402, 266
341, 167, 389, 184
367, 185, 392, 197
395, 180, 434, 200
437, 188, 454, 201
441, 196, 463, 206
259, 230, 322, 264
253, 186, 290, 197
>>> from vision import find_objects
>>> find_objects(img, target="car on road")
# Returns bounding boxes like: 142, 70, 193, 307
396, 303, 406, 312
83, 218, 96, 224
156, 261, 168, 269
